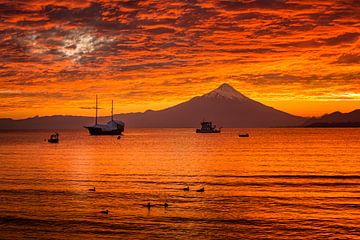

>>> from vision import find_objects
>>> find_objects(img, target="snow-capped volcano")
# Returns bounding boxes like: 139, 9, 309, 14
203, 83, 249, 101
114, 83, 306, 127
0, 83, 307, 129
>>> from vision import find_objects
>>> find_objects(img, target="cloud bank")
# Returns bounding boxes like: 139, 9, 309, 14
0, 0, 359, 117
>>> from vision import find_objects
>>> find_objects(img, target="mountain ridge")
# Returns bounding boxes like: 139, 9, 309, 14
303, 109, 360, 127
2, 83, 358, 129
0, 83, 309, 129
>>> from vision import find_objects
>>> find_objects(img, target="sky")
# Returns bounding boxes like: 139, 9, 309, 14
0, 0, 359, 119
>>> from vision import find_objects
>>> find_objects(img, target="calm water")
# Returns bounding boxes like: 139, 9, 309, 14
0, 128, 360, 239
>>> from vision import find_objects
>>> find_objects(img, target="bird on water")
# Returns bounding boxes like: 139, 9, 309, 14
196, 187, 205, 192
182, 186, 190, 191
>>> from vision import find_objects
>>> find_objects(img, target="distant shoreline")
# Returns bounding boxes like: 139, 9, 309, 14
1, 125, 360, 131
304, 122, 360, 128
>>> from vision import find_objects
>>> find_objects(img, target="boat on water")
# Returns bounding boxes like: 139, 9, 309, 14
196, 121, 221, 133
239, 133, 249, 137
48, 133, 59, 143
84, 96, 125, 136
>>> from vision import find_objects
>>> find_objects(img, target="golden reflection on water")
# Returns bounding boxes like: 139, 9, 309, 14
0, 128, 360, 239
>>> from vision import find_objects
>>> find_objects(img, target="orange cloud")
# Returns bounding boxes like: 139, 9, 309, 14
0, 0, 359, 118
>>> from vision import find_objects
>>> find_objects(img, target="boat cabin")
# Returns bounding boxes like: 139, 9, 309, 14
196, 121, 221, 133
48, 133, 59, 143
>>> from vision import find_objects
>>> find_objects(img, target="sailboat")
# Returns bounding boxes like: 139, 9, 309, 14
84, 96, 125, 135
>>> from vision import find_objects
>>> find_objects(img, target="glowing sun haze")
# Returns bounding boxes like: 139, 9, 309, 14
0, 0, 359, 119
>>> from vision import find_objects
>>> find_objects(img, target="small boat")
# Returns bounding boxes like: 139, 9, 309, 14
48, 133, 59, 143
100, 210, 109, 214
196, 121, 221, 133
239, 133, 249, 137
85, 96, 125, 136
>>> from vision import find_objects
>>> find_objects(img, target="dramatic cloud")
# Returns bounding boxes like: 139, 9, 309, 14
0, 0, 359, 118
334, 53, 360, 64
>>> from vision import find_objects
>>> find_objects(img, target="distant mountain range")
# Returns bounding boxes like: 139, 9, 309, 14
0, 83, 359, 129
303, 109, 360, 127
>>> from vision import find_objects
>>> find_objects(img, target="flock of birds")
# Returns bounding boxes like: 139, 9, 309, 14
88, 185, 205, 215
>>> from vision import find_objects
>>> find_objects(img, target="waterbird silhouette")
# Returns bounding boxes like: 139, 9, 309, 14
89, 186, 96, 192
117, 136, 121, 139
163, 202, 169, 208
196, 187, 205, 192
182, 186, 190, 191
100, 210, 109, 214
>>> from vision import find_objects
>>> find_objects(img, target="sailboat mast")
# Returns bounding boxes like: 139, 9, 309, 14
95, 95, 98, 125
111, 100, 114, 121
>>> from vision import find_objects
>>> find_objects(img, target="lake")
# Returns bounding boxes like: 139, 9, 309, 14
0, 128, 360, 239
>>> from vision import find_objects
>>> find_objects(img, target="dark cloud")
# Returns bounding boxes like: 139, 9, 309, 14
325, 32, 359, 46
274, 32, 360, 48
230, 72, 360, 88
219, 0, 308, 10
118, 60, 188, 72
43, 3, 102, 22
146, 27, 176, 35
0, 91, 63, 98
334, 53, 360, 64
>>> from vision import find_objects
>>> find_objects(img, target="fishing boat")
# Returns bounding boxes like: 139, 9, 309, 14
48, 133, 59, 143
84, 96, 125, 135
196, 121, 221, 133
239, 133, 249, 137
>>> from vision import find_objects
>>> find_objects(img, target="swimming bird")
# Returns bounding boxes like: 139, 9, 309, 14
100, 210, 109, 214
89, 186, 96, 192
163, 202, 169, 208
196, 187, 205, 192
182, 186, 190, 191
117, 136, 121, 139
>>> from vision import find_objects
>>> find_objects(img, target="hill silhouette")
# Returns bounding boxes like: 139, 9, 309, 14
1, 83, 338, 129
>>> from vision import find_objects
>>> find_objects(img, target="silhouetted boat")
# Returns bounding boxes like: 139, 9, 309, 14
239, 133, 249, 137
85, 96, 125, 135
100, 210, 109, 214
48, 133, 59, 143
196, 121, 221, 133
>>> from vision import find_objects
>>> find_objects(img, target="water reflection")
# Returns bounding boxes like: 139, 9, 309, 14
0, 128, 360, 239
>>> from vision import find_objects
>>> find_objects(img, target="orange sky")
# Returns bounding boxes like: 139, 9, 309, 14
0, 0, 359, 119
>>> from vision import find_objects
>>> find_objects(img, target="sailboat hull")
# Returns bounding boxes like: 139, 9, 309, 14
85, 126, 124, 135
85, 97, 125, 135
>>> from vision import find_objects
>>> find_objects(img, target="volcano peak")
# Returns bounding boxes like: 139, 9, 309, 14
203, 83, 249, 101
